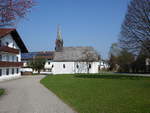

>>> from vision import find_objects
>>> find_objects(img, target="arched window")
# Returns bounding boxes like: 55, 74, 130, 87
52, 64, 54, 68
76, 64, 79, 69
89, 64, 91, 69
63, 64, 65, 69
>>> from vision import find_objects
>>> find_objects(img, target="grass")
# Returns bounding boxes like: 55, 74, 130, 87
41, 73, 150, 113
0, 89, 5, 96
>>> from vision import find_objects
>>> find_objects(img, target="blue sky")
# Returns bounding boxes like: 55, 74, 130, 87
17, 0, 130, 59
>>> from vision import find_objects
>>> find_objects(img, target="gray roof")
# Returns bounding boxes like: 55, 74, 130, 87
53, 47, 100, 62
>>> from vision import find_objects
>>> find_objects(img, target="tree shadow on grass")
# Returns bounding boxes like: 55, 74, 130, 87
74, 74, 148, 80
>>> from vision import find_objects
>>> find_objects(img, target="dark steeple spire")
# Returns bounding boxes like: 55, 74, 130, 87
55, 25, 63, 51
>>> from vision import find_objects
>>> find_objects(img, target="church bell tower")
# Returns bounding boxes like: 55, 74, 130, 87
55, 25, 63, 52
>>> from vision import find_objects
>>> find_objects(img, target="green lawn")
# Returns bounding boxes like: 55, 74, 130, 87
41, 73, 150, 113
0, 89, 5, 96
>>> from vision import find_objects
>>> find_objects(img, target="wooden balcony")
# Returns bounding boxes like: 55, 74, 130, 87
0, 46, 19, 54
0, 61, 23, 67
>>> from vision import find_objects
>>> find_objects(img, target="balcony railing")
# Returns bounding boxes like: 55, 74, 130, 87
0, 61, 23, 67
0, 46, 19, 54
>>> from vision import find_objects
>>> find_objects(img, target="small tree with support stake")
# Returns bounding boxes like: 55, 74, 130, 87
29, 57, 46, 74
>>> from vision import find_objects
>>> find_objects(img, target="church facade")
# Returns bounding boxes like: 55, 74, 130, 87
22, 26, 100, 74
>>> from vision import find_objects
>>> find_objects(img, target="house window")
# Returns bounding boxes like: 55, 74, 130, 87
13, 43, 15, 48
0, 40, 2, 47
6, 55, 9, 61
6, 42, 9, 46
89, 64, 91, 69
6, 69, 9, 75
12, 56, 15, 62
16, 68, 19, 74
63, 64, 65, 69
16, 56, 18, 62
12, 68, 14, 75
0, 55, 2, 61
0, 69, 2, 76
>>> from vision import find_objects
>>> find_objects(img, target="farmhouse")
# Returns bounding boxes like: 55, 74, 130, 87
0, 28, 28, 81
22, 26, 100, 74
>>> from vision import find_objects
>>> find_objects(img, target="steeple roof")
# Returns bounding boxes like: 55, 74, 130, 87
57, 25, 62, 40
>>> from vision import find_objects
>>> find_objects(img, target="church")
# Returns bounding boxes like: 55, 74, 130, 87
22, 26, 100, 74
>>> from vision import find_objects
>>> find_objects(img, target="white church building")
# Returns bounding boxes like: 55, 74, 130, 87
0, 28, 28, 81
22, 26, 100, 74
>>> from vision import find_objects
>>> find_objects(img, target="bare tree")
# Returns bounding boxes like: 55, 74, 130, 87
119, 0, 150, 55
0, 0, 34, 27
108, 43, 121, 71
81, 48, 100, 74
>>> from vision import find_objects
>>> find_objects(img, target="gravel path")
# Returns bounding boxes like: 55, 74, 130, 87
0, 75, 76, 113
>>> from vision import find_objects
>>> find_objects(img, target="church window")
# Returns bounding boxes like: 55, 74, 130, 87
89, 64, 91, 69
76, 64, 79, 69
52, 64, 54, 68
63, 64, 65, 69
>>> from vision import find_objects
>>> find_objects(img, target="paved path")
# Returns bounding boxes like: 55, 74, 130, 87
0, 75, 76, 113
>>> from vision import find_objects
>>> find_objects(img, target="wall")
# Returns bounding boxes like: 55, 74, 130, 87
52, 62, 75, 74
50, 61, 100, 74
0, 34, 22, 81
0, 67, 21, 81
74, 62, 99, 74
0, 34, 21, 62
21, 59, 100, 75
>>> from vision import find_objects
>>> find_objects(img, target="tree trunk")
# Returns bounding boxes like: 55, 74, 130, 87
38, 70, 40, 74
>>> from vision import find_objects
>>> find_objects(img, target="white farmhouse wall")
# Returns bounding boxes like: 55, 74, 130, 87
1, 34, 19, 49
21, 59, 100, 75
52, 62, 75, 74
90, 62, 99, 73
0, 67, 21, 81
44, 60, 53, 69
1, 34, 21, 61
50, 61, 100, 75
74, 62, 99, 74
0, 34, 22, 81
